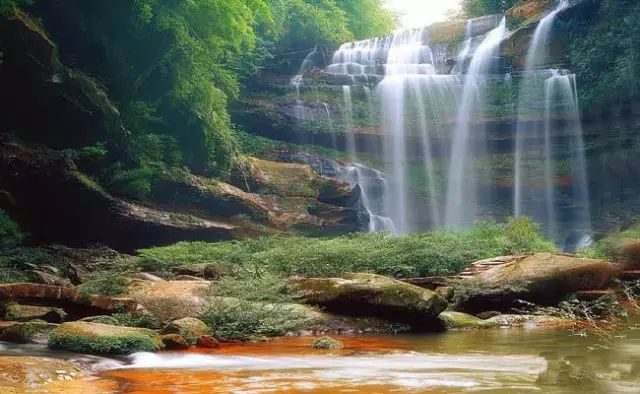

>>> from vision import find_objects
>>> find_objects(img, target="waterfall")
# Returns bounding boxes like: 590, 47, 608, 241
514, 0, 590, 245
445, 18, 507, 227
338, 164, 395, 232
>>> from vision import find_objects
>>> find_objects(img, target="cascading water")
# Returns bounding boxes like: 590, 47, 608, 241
514, 0, 591, 246
445, 17, 507, 227
338, 164, 395, 232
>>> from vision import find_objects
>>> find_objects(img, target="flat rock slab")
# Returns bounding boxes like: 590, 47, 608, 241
285, 272, 447, 324
0, 283, 139, 318
0, 355, 86, 392
125, 280, 212, 320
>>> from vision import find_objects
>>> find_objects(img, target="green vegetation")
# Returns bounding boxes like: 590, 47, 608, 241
461, 0, 519, 18
0, 210, 22, 246
199, 298, 321, 340
578, 223, 640, 259
139, 217, 555, 279
563, 0, 640, 110
312, 336, 344, 349
77, 274, 129, 297
89, 313, 163, 330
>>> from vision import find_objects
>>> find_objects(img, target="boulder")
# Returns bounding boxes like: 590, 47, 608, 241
161, 317, 210, 345
161, 334, 190, 350
68, 263, 90, 285
434, 286, 455, 302
612, 238, 640, 270
0, 356, 86, 392
285, 273, 448, 325
437, 311, 498, 330
0, 320, 58, 344
196, 335, 220, 349
456, 253, 619, 313
312, 336, 344, 350
3, 303, 67, 323
125, 280, 212, 321
48, 322, 163, 355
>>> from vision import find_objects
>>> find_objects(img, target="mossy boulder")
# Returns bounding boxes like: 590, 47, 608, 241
48, 322, 163, 355
160, 317, 210, 345
285, 273, 448, 324
3, 303, 67, 323
312, 336, 344, 350
0, 320, 58, 344
437, 311, 498, 330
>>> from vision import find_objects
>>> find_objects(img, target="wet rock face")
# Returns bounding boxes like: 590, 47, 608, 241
0, 139, 236, 251
285, 273, 448, 326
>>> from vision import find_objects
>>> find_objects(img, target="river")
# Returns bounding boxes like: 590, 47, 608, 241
4, 321, 640, 393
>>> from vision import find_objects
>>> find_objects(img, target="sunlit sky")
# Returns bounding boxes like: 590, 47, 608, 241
384, 0, 461, 28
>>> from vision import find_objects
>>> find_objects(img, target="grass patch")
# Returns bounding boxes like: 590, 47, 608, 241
77, 274, 129, 296
138, 217, 556, 279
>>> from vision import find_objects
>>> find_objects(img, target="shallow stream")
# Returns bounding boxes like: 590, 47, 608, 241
4, 323, 640, 393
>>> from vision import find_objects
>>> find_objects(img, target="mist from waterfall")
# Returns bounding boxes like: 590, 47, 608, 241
514, 0, 591, 245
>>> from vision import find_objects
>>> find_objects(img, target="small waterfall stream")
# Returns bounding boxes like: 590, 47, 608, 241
514, 0, 591, 245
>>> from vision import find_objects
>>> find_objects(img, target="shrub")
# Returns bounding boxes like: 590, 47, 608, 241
0, 210, 22, 246
199, 298, 321, 341
77, 275, 129, 297
504, 216, 557, 254
91, 313, 163, 330
578, 224, 640, 259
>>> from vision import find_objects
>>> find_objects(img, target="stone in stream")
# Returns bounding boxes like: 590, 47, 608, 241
161, 317, 210, 345
437, 311, 498, 330
285, 273, 448, 326
48, 322, 163, 355
196, 335, 220, 349
312, 336, 344, 350
161, 334, 190, 350
454, 253, 619, 313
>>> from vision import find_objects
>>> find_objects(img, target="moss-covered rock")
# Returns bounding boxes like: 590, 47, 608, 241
0, 320, 58, 344
160, 317, 210, 345
312, 336, 344, 350
48, 322, 163, 355
437, 311, 498, 330
3, 303, 67, 323
285, 273, 448, 324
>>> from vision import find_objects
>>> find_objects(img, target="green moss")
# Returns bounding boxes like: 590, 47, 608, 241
160, 317, 210, 345
48, 322, 162, 355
